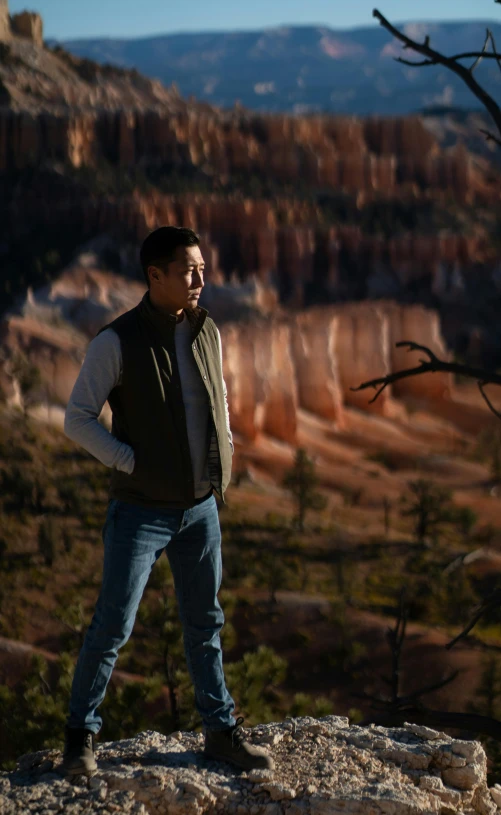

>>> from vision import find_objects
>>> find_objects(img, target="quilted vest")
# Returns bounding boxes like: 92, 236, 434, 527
96, 290, 232, 509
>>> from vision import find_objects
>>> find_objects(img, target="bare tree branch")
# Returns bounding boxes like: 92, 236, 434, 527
354, 590, 501, 739
351, 341, 501, 419
478, 381, 501, 419
359, 706, 501, 739
478, 127, 501, 147
373, 8, 501, 142
356, 0, 501, 745
395, 50, 501, 67
446, 588, 501, 650
487, 30, 501, 76
469, 29, 491, 73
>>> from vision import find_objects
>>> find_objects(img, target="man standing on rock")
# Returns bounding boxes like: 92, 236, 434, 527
61, 226, 274, 776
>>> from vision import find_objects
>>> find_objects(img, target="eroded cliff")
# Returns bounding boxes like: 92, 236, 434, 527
0, 262, 475, 445
1, 15, 501, 366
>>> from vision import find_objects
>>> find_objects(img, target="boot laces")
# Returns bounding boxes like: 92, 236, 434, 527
230, 716, 246, 749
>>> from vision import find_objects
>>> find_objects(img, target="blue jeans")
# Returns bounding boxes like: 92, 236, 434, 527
67, 489, 236, 734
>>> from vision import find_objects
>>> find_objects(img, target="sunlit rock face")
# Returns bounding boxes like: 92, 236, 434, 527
0, 264, 461, 446
387, 303, 453, 402
10, 11, 43, 47
0, 0, 9, 42
290, 308, 344, 426
1, 716, 499, 815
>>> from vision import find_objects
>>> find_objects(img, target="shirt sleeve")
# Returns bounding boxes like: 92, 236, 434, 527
63, 328, 135, 474
216, 326, 234, 455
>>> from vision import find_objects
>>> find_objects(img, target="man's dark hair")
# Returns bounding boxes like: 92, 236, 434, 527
140, 226, 200, 287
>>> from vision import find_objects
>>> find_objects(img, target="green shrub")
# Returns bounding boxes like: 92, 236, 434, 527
225, 645, 288, 724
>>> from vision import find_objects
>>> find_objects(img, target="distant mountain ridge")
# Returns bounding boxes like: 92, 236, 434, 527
57, 20, 501, 114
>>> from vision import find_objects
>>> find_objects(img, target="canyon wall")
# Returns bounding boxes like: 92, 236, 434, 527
4, 187, 490, 313
2, 15, 501, 379
1, 26, 500, 362
0, 108, 489, 204
0, 266, 456, 445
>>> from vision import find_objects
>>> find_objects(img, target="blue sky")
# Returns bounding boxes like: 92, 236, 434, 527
8, 0, 501, 40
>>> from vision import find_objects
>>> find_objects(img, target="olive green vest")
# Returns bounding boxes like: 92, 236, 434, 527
96, 290, 232, 509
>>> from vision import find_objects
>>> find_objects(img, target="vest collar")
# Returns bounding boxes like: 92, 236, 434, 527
138, 290, 208, 342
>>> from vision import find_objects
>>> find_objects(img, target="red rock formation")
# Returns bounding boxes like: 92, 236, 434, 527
1, 269, 476, 446
0, 20, 498, 327
10, 11, 43, 46
0, 98, 491, 204
387, 303, 453, 402
1, 12, 500, 385
4, 181, 489, 314
289, 308, 344, 427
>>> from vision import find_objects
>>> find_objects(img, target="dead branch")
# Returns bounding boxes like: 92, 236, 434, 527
446, 588, 501, 650
387, 587, 407, 703
470, 29, 491, 73
368, 670, 460, 707
358, 705, 501, 739
478, 128, 501, 147
351, 341, 501, 419
487, 30, 501, 77
354, 589, 501, 740
373, 8, 501, 144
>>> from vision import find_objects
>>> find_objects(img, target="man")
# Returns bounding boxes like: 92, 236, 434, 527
61, 226, 274, 775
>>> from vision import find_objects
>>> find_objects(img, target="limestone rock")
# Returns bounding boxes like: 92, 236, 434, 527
1, 717, 497, 814
10, 11, 43, 46
0, 0, 9, 41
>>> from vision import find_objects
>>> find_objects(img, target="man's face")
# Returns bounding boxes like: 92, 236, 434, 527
149, 244, 205, 311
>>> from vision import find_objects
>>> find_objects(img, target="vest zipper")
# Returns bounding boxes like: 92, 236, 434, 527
192, 342, 224, 502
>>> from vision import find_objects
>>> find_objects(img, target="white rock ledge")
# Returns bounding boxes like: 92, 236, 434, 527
1, 715, 500, 814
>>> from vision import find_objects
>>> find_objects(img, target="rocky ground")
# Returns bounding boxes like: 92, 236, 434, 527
2, 716, 501, 814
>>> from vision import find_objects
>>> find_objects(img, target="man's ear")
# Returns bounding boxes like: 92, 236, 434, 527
148, 265, 160, 284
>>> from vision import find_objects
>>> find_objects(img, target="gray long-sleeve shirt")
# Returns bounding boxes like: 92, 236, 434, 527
64, 312, 233, 498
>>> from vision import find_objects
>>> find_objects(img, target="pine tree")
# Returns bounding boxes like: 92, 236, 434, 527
282, 447, 327, 532
400, 479, 454, 546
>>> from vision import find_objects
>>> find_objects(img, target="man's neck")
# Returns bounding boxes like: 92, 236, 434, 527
148, 291, 184, 322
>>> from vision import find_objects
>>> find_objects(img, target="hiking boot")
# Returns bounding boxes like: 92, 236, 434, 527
61, 726, 97, 776
204, 716, 275, 772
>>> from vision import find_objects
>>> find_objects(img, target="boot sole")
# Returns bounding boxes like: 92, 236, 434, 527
61, 760, 97, 776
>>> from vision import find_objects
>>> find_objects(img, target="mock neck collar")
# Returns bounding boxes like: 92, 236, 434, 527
138, 290, 208, 341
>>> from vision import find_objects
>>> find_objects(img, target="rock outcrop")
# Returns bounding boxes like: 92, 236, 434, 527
0, 0, 9, 42
1, 716, 500, 814
0, 1, 43, 46
9, 10, 43, 46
